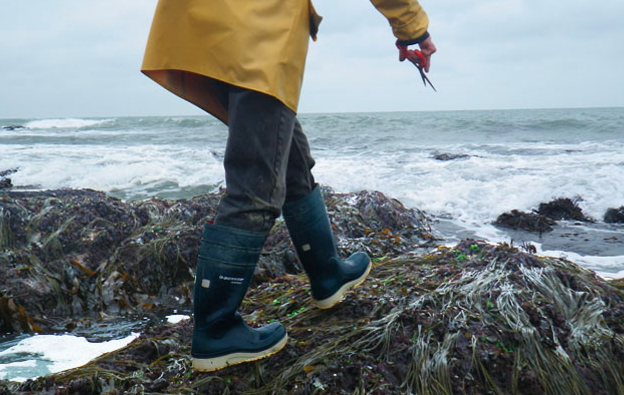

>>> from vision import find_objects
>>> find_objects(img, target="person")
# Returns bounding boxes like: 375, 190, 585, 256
141, 0, 436, 372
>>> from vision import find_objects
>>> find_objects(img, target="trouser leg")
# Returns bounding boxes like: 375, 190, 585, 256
214, 86, 296, 232
214, 85, 316, 232
193, 81, 323, 371
285, 119, 316, 202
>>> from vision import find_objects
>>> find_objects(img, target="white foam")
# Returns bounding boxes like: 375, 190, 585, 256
597, 269, 624, 280
3, 113, 623, 276
166, 315, 190, 324
535, 247, 624, 280
0, 333, 138, 382
24, 118, 113, 129
1, 144, 223, 198
315, 140, 624, 228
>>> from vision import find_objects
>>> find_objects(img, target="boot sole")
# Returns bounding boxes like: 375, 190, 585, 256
192, 334, 288, 372
313, 260, 372, 309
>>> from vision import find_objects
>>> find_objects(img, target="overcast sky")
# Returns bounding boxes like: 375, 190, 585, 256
1, 0, 623, 119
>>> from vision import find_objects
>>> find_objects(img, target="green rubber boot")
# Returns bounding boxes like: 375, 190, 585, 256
282, 186, 372, 309
191, 224, 288, 372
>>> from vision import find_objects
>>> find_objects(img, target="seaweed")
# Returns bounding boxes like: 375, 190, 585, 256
494, 197, 599, 234
537, 198, 593, 222
0, 187, 434, 335
604, 207, 624, 224
1, 188, 622, 394
2, 241, 623, 395
493, 210, 555, 233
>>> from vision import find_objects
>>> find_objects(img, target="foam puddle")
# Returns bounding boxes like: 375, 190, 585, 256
0, 333, 138, 383
166, 315, 190, 324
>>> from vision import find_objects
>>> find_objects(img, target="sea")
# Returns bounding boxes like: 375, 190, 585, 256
1, 107, 624, 382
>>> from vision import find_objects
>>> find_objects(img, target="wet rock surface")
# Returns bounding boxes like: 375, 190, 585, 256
0, 187, 435, 335
537, 198, 593, 222
490, 198, 623, 259
604, 206, 624, 223
0, 170, 16, 191
432, 152, 470, 161
1, 240, 623, 394
0, 125, 24, 131
493, 209, 555, 233
494, 197, 597, 233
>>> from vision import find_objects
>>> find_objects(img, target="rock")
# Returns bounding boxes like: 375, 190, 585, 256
537, 197, 593, 222
493, 209, 555, 233
3, 240, 623, 395
0, 178, 10, 190
0, 169, 18, 178
494, 198, 596, 233
0, 187, 435, 334
432, 152, 470, 161
604, 206, 624, 223
0, 169, 17, 190
1, 125, 24, 131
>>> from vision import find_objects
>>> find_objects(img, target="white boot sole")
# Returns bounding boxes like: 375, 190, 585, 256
192, 334, 288, 372
313, 260, 372, 309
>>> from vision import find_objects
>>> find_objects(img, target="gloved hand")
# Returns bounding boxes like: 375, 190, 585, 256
399, 36, 436, 72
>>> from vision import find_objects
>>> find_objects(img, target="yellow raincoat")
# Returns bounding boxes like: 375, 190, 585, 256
141, 0, 428, 124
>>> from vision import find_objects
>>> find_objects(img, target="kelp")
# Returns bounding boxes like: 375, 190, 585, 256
3, 240, 623, 395
494, 197, 620, 233
0, 187, 434, 334
537, 198, 593, 222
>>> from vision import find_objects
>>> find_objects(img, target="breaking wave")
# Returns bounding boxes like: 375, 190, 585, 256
24, 118, 114, 130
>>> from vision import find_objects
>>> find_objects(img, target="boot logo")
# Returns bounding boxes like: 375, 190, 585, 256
302, 244, 311, 252
201, 279, 211, 288
219, 275, 244, 285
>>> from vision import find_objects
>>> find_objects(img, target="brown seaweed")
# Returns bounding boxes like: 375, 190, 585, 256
604, 207, 624, 224
0, 187, 435, 335
537, 198, 593, 222
493, 210, 555, 233
2, 241, 623, 394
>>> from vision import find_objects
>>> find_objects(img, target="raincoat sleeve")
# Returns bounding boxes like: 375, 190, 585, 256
369, 0, 429, 45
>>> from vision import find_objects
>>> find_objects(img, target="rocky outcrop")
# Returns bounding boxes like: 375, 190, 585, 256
2, 240, 623, 395
432, 152, 470, 161
0, 187, 435, 335
493, 209, 555, 233
604, 206, 624, 224
0, 169, 16, 190
494, 197, 596, 233
1, 125, 24, 131
537, 198, 593, 222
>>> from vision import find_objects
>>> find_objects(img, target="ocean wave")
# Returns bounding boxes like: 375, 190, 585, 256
165, 117, 210, 128
24, 118, 114, 130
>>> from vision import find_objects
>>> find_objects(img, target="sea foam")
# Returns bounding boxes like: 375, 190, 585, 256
24, 118, 113, 129
0, 333, 138, 382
